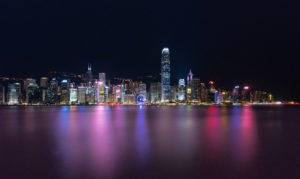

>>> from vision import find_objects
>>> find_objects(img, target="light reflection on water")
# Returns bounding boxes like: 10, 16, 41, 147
0, 105, 299, 178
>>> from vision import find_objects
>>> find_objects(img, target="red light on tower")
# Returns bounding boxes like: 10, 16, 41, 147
209, 81, 214, 85
244, 86, 250, 90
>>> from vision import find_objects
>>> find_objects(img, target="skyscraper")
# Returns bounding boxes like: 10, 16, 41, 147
60, 80, 69, 105
192, 77, 201, 101
178, 79, 186, 101
40, 77, 48, 88
161, 47, 171, 102
200, 83, 207, 102
150, 82, 161, 103
113, 84, 124, 104
98, 73, 106, 103
49, 78, 58, 104
69, 88, 77, 105
86, 63, 93, 85
77, 86, 87, 104
40, 77, 48, 104
8, 83, 19, 105
208, 81, 216, 103
137, 83, 147, 104
26, 83, 39, 104
186, 70, 193, 101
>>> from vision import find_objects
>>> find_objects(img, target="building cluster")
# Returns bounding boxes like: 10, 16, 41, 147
0, 48, 274, 105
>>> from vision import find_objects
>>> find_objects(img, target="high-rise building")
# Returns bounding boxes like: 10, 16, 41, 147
192, 77, 201, 101
26, 83, 39, 104
241, 86, 251, 102
113, 84, 124, 104
232, 86, 240, 102
98, 73, 106, 103
178, 79, 185, 101
49, 78, 58, 104
150, 82, 161, 103
186, 70, 193, 101
137, 83, 147, 104
77, 86, 87, 104
40, 77, 48, 88
24, 78, 36, 90
85, 85, 95, 104
161, 47, 171, 102
8, 83, 19, 105
60, 80, 69, 105
86, 63, 93, 85
200, 83, 207, 103
40, 77, 48, 104
208, 81, 216, 103
69, 88, 77, 105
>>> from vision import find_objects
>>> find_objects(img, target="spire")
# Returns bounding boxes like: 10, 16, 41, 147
88, 63, 91, 71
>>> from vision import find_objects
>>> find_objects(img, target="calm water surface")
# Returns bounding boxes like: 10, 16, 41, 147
0, 105, 300, 178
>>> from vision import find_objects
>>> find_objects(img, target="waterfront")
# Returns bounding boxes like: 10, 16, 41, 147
0, 105, 299, 178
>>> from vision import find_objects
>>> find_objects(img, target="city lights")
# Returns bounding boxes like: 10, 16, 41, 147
0, 48, 279, 106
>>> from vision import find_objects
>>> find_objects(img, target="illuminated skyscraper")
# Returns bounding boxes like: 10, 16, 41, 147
113, 84, 124, 104
150, 82, 161, 103
40, 77, 48, 104
8, 83, 19, 105
208, 81, 216, 103
200, 83, 207, 102
77, 86, 87, 104
98, 73, 106, 103
49, 78, 58, 104
241, 86, 251, 102
24, 79, 38, 104
178, 79, 185, 101
186, 70, 193, 101
86, 63, 93, 85
137, 83, 147, 104
69, 88, 77, 105
26, 83, 39, 104
192, 77, 201, 101
232, 86, 240, 102
161, 47, 171, 102
60, 80, 69, 105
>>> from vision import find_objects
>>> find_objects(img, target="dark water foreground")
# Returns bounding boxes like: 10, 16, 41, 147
0, 105, 299, 178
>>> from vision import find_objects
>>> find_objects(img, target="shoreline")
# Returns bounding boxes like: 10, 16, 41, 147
0, 102, 298, 107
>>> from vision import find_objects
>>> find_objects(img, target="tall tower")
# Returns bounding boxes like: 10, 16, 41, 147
86, 63, 93, 85
186, 69, 193, 101
161, 47, 171, 102
98, 73, 106, 103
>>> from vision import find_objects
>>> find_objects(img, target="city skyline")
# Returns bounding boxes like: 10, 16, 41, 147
2, 0, 300, 101
0, 50, 294, 102
0, 47, 285, 105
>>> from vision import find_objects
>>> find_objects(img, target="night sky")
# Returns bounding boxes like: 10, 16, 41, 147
1, 0, 300, 100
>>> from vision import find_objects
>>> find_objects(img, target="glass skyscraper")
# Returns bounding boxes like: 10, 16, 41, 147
98, 73, 106, 103
161, 47, 171, 102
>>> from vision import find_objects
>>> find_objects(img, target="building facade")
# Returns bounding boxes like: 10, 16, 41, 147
161, 47, 171, 102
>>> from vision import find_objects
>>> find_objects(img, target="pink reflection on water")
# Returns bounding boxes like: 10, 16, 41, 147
237, 106, 257, 163
88, 105, 119, 178
204, 106, 223, 157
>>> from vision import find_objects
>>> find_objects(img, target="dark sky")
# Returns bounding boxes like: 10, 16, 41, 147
1, 0, 300, 100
